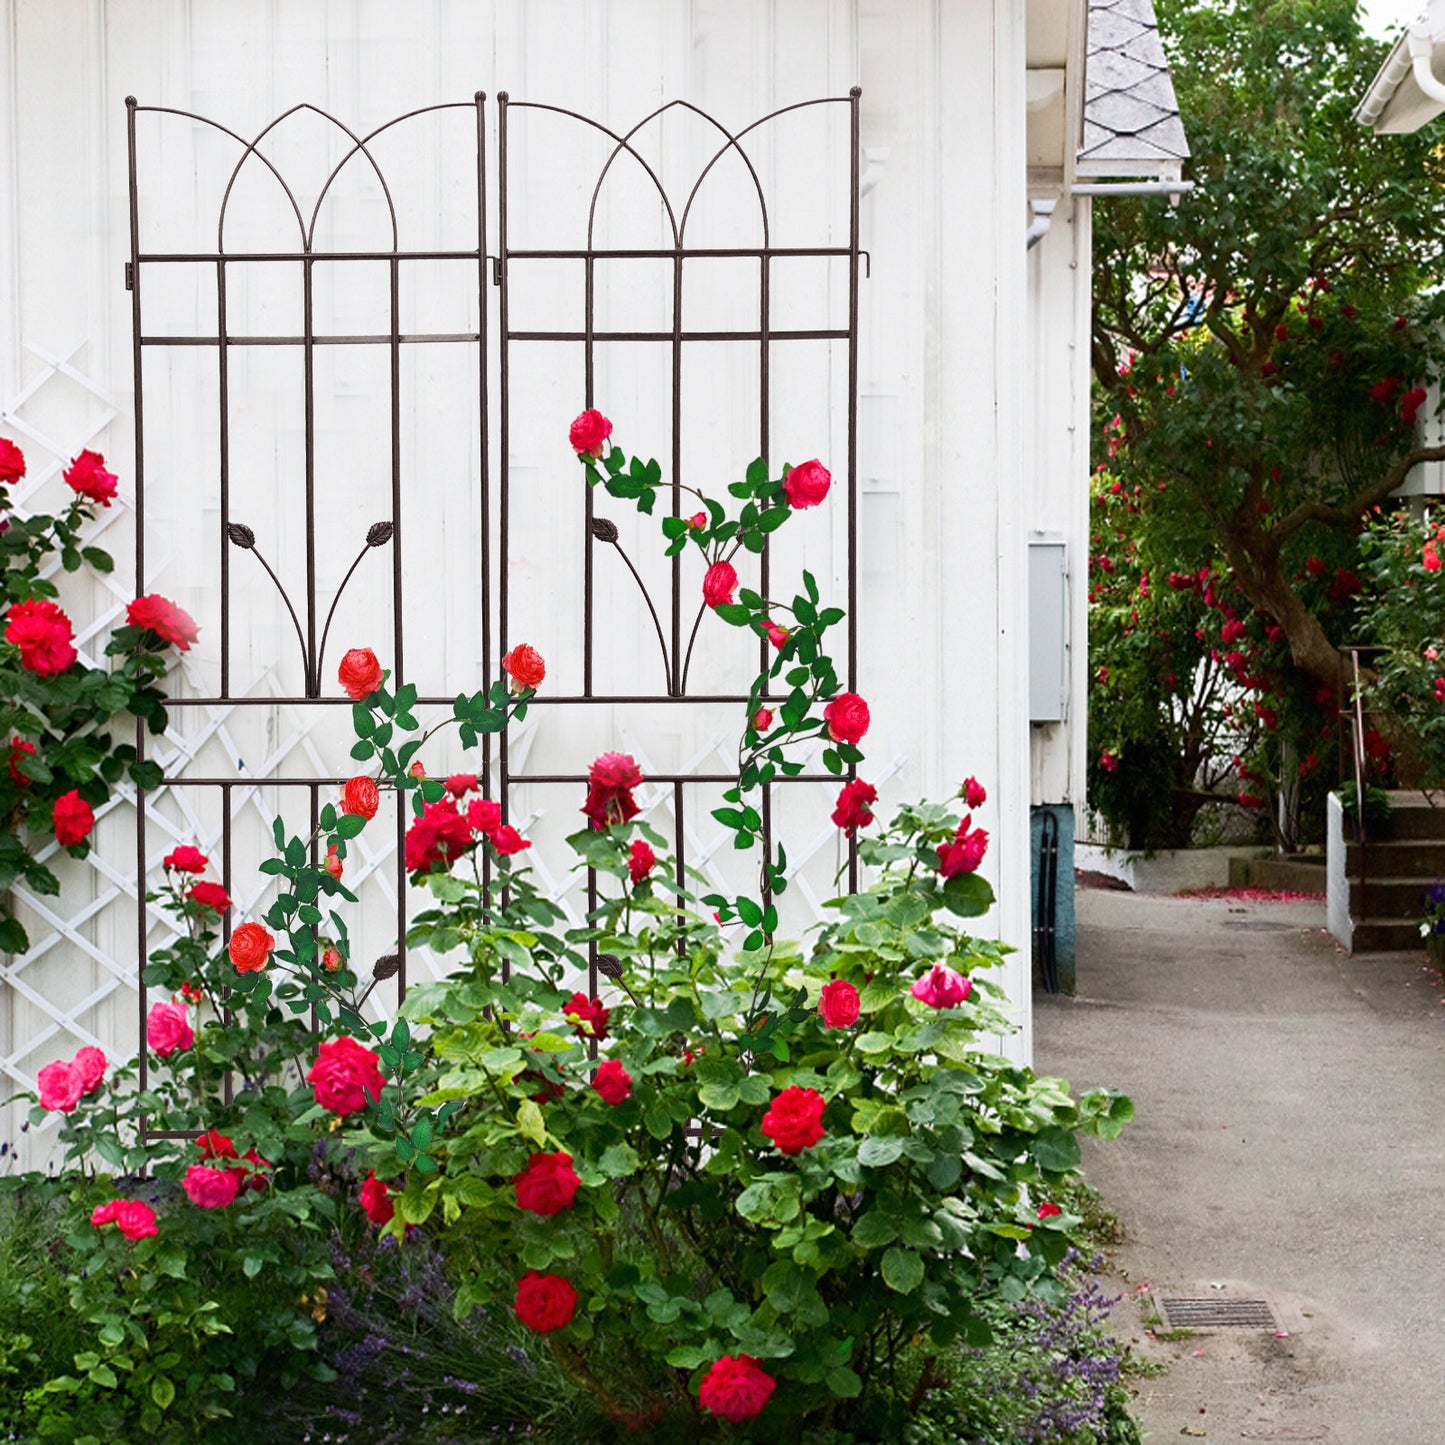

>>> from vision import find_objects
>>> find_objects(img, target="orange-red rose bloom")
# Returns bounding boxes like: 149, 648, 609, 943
569, 408, 613, 458
699, 1354, 775, 1423
338, 647, 383, 700
127, 594, 200, 650
52, 790, 94, 847
341, 775, 380, 820
306, 1035, 386, 1115
760, 1084, 826, 1156
502, 643, 546, 692
514, 1152, 581, 1216
514, 1271, 579, 1333
228, 921, 275, 974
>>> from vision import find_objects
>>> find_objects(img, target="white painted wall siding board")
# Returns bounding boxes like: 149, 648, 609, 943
1, 0, 1043, 1167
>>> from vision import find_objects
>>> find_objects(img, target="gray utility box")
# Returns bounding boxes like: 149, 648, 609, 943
1028, 533, 1068, 723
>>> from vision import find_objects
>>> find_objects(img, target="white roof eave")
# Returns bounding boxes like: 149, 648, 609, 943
1356, 4, 1445, 133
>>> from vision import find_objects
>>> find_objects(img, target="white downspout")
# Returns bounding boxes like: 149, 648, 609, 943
1410, 24, 1445, 105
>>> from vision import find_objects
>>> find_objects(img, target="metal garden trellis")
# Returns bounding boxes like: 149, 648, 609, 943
122, 88, 863, 1128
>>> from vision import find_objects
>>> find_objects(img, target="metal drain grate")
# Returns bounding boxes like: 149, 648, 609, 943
1159, 1296, 1278, 1330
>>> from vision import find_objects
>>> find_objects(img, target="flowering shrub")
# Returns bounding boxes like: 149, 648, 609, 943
13, 414, 1132, 1437
0, 437, 192, 953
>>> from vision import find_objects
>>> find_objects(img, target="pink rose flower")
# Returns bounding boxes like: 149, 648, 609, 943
37, 1059, 84, 1113
910, 964, 972, 1010
818, 979, 860, 1029
699, 1354, 775, 1423
765, 623, 789, 650
569, 409, 613, 458
751, 708, 773, 732
146, 999, 194, 1057
467, 798, 502, 835
703, 560, 738, 609
183, 1164, 241, 1210
782, 458, 831, 509
823, 693, 870, 745
306, 1035, 386, 1116
73, 1046, 107, 1094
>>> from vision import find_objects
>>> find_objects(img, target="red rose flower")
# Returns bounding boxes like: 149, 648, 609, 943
689, 511, 708, 529
6, 599, 76, 675
1369, 375, 1400, 404
823, 692, 870, 745
582, 752, 644, 830
197, 1129, 237, 1161
467, 798, 502, 835
321, 945, 343, 972
818, 979, 860, 1029
324, 844, 343, 880
751, 707, 773, 733
146, 999, 194, 1057
1037, 1201, 1062, 1220
228, 920, 275, 974
699, 1354, 775, 1423
703, 560, 738, 609
782, 458, 831, 509
306, 1036, 386, 1116
164, 844, 208, 873
936, 816, 988, 877
338, 647, 383, 700
514, 1152, 581, 1216
445, 773, 478, 797
627, 838, 656, 884
337, 777, 378, 823
404, 799, 473, 872
592, 1059, 632, 1105
53, 790, 94, 847
0, 437, 25, 485
187, 880, 232, 913
765, 623, 789, 650
179, 981, 204, 1003
502, 643, 546, 692
6, 737, 36, 786
359, 1170, 395, 1225
183, 1164, 240, 1210
962, 776, 987, 810
63, 449, 118, 507
514, 1271, 579, 1334
910, 963, 972, 1009
1402, 386, 1428, 425
127, 593, 200, 651
760, 1085, 826, 1155
490, 824, 531, 856
563, 992, 610, 1040
831, 779, 877, 833
569, 408, 613, 458
91, 1200, 158, 1241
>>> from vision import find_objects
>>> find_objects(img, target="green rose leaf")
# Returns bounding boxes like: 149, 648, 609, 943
881, 1247, 925, 1294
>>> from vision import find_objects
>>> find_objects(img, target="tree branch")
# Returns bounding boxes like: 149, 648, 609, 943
1273, 444, 1445, 543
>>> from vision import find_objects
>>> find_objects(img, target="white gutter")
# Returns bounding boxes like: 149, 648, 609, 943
1409, 26, 1445, 105
1070, 180, 1195, 196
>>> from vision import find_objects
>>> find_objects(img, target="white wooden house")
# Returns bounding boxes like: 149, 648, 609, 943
0, 0, 1185, 1168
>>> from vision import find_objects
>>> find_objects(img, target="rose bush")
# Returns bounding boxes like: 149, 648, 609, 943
7, 414, 1133, 1440
0, 436, 188, 953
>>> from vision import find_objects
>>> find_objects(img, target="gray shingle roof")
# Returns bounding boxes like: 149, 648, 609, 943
1080, 0, 1191, 177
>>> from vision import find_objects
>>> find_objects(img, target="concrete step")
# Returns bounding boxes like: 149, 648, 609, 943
1348, 792, 1445, 841
1348, 877, 1445, 914
1345, 839, 1445, 877
1351, 918, 1427, 953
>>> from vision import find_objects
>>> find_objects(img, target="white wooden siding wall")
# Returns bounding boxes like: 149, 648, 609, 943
0, 0, 1031, 1171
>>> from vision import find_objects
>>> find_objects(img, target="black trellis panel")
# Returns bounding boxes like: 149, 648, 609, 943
124, 89, 861, 1116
